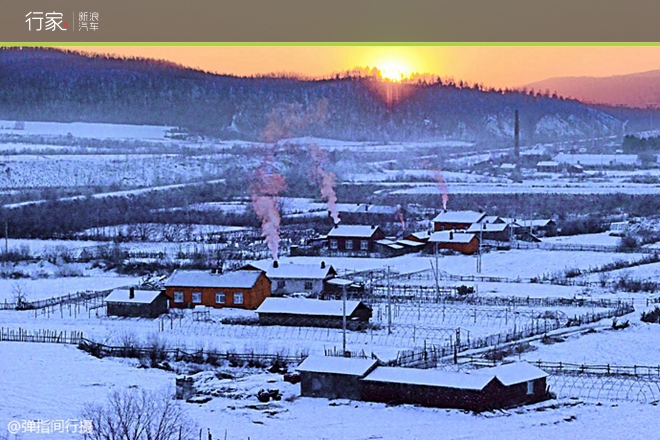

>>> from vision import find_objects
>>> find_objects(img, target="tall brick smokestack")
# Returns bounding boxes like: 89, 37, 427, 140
514, 109, 520, 161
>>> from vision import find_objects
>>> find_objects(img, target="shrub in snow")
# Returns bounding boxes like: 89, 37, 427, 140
641, 306, 660, 324
81, 388, 198, 440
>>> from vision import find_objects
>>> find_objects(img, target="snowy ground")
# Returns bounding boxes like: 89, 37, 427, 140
0, 272, 141, 302
2, 341, 660, 440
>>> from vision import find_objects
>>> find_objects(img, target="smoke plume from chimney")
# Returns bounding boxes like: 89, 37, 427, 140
433, 169, 449, 211
249, 167, 287, 260
309, 144, 340, 224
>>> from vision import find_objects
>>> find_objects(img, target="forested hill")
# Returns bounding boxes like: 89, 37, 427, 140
0, 47, 624, 143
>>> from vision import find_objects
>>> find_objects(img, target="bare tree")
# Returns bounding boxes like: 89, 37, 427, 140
81, 388, 198, 440
12, 281, 29, 308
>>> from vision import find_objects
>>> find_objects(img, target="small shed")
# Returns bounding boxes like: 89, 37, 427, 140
467, 222, 511, 242
105, 288, 168, 318
297, 356, 378, 400
256, 297, 372, 329
536, 161, 560, 173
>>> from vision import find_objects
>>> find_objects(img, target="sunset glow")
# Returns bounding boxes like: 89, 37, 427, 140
375, 59, 414, 81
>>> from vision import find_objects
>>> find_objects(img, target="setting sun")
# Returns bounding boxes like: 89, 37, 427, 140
377, 59, 413, 81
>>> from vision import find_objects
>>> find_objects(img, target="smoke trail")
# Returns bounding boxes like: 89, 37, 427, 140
396, 208, 406, 231
249, 168, 288, 260
432, 169, 449, 210
309, 144, 340, 224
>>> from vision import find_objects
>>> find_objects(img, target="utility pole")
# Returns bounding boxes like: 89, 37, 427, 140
476, 223, 483, 273
4, 220, 7, 255
342, 283, 347, 356
387, 265, 392, 334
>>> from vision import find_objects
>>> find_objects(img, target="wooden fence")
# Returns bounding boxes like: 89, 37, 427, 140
464, 358, 660, 378
0, 327, 84, 344
0, 289, 114, 311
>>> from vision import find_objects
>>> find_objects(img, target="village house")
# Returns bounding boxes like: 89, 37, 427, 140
339, 203, 403, 225
105, 288, 168, 318
432, 210, 486, 231
536, 161, 561, 173
297, 356, 378, 400
326, 224, 386, 256
467, 221, 511, 242
255, 297, 372, 329
239, 260, 338, 297
164, 269, 270, 310
427, 230, 479, 255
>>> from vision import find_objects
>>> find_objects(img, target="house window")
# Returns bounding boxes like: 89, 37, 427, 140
234, 292, 244, 305
192, 291, 202, 304
346, 240, 353, 250
304, 281, 313, 290
360, 240, 369, 251
173, 291, 184, 303
526, 380, 534, 395
330, 239, 338, 250
277, 280, 286, 290
215, 292, 226, 304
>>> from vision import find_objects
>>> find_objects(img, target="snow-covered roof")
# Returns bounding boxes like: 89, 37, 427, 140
500, 163, 517, 170
537, 161, 559, 167
480, 362, 548, 386
428, 231, 476, 244
165, 270, 263, 288
406, 231, 431, 241
362, 367, 494, 390
478, 216, 504, 224
325, 278, 353, 286
432, 210, 486, 224
243, 261, 335, 280
467, 223, 508, 233
397, 239, 425, 247
105, 289, 163, 304
256, 298, 367, 316
327, 225, 382, 238
296, 355, 377, 376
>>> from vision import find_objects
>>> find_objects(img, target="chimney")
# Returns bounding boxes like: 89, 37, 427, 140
334, 224, 339, 229
321, 261, 326, 269
371, 225, 375, 229
449, 231, 454, 240
211, 268, 216, 274
129, 287, 135, 299
273, 260, 279, 268
444, 208, 448, 213
217, 266, 223, 274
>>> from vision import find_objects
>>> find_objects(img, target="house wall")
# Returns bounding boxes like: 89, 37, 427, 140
328, 230, 386, 253
428, 238, 479, 255
361, 377, 548, 411
433, 222, 473, 231
271, 279, 325, 296
258, 312, 370, 330
106, 295, 168, 319
300, 372, 366, 400
166, 274, 271, 310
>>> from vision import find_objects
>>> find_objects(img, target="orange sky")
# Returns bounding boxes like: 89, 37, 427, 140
67, 46, 660, 89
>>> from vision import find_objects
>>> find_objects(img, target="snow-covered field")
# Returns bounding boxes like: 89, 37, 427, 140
0, 120, 173, 140
2, 341, 660, 440
0, 273, 141, 302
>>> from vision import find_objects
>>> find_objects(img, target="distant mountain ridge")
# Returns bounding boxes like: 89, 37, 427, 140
525, 70, 660, 108
0, 47, 637, 143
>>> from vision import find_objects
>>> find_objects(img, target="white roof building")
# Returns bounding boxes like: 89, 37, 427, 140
243, 261, 336, 280
105, 289, 163, 304
432, 210, 486, 224
256, 298, 366, 317
164, 270, 264, 288
428, 231, 477, 244
327, 224, 383, 238
297, 356, 378, 376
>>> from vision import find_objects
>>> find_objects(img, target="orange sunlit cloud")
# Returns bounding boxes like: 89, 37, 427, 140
64, 46, 660, 90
